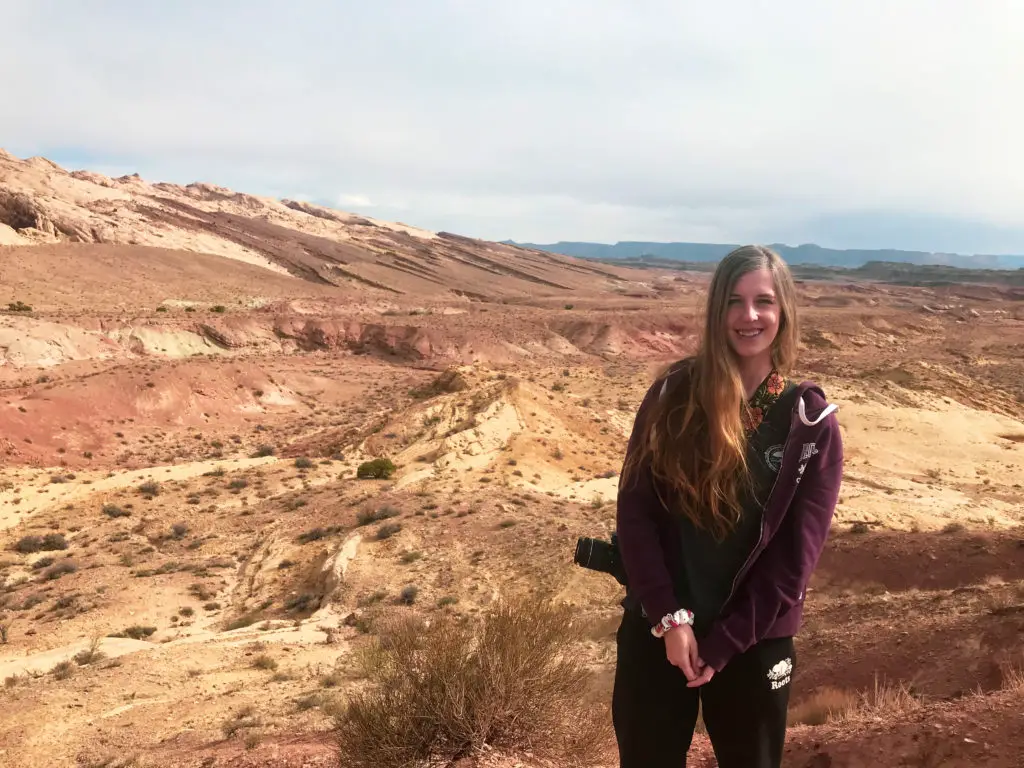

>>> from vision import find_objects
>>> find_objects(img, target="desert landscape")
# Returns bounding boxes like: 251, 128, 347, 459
2, 151, 1024, 768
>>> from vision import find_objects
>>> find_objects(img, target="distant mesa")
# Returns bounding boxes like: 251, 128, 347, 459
506, 240, 1024, 272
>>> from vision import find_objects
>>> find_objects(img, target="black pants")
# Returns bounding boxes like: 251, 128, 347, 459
612, 608, 795, 768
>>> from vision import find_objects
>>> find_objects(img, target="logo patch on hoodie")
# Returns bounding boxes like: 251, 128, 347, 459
764, 444, 785, 473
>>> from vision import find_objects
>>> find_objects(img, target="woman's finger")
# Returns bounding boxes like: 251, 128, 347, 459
679, 653, 696, 681
686, 667, 714, 688
689, 646, 701, 673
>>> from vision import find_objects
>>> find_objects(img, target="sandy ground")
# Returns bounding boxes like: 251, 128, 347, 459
1, 457, 277, 531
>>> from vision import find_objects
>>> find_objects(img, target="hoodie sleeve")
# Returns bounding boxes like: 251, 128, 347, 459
698, 401, 843, 671
615, 377, 684, 627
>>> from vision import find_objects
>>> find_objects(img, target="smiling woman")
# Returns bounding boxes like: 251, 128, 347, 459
612, 245, 843, 768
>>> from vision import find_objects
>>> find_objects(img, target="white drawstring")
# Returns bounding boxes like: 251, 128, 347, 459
798, 396, 838, 426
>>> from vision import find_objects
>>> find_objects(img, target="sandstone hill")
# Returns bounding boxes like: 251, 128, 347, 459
0, 149, 626, 300
1, 151, 1023, 768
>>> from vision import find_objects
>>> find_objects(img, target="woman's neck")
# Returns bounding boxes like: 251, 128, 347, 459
736, 354, 774, 399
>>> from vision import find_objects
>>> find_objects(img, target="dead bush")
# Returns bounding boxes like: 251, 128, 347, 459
790, 677, 921, 726
398, 585, 418, 604
296, 692, 326, 711
222, 704, 261, 738
120, 625, 156, 640
356, 505, 400, 526
788, 686, 859, 725
73, 636, 106, 666
14, 533, 67, 553
42, 560, 77, 581
297, 526, 343, 544
334, 596, 612, 767
252, 654, 278, 671
80, 754, 142, 768
375, 522, 402, 541
137, 481, 160, 498
51, 660, 75, 680
999, 655, 1024, 692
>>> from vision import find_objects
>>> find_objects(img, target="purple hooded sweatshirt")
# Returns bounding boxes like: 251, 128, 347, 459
615, 362, 844, 672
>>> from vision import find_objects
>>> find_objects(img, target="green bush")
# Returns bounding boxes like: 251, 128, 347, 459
356, 458, 396, 480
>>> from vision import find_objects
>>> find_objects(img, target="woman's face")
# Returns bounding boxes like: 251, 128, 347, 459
724, 268, 781, 362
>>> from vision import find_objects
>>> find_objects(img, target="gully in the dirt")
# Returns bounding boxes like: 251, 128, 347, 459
612, 245, 844, 767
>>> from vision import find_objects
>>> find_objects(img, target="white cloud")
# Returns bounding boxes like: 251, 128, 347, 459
2, 0, 1024, 250
337, 194, 375, 209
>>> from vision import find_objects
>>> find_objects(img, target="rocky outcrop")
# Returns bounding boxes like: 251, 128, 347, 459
282, 199, 345, 222
0, 190, 98, 242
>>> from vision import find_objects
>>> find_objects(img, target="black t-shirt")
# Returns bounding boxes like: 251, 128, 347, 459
673, 380, 798, 637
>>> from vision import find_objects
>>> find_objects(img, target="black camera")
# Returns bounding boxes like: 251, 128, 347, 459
573, 532, 628, 586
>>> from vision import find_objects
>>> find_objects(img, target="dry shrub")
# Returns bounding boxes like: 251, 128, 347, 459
334, 596, 612, 767
252, 654, 278, 671
999, 655, 1024, 692
222, 704, 261, 738
790, 677, 921, 726
73, 636, 106, 666
81, 754, 143, 768
51, 660, 75, 680
857, 676, 922, 717
788, 686, 860, 726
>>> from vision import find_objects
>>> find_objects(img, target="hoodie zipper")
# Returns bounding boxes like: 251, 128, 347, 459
720, 397, 800, 606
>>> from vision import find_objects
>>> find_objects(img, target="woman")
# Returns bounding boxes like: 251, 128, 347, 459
612, 245, 843, 767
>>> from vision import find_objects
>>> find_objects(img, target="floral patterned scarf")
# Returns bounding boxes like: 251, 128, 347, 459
741, 369, 788, 434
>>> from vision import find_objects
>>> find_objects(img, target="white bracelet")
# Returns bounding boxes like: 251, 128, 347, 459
651, 609, 695, 638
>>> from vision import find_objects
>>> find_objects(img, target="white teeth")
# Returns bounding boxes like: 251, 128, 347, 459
736, 330, 762, 338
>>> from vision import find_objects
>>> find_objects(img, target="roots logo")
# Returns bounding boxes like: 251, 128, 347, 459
767, 657, 793, 690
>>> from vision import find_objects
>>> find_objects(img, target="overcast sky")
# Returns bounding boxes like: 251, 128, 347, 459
3, 1, 1024, 253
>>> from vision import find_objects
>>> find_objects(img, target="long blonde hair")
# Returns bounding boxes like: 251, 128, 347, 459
620, 245, 799, 539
